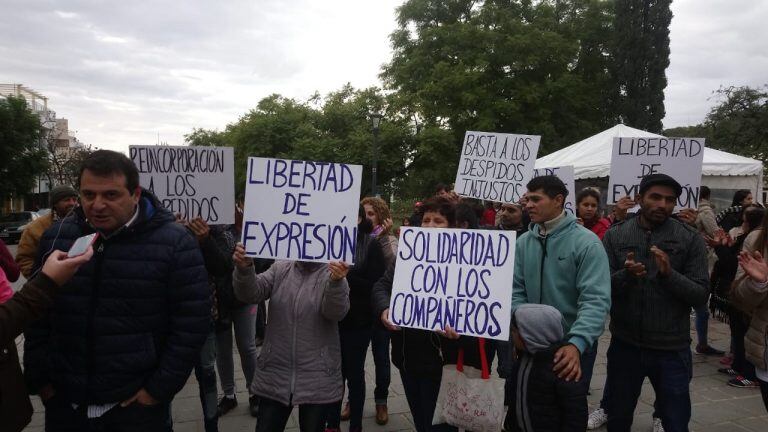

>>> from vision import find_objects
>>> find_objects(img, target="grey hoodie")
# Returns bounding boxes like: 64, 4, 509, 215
513, 304, 565, 353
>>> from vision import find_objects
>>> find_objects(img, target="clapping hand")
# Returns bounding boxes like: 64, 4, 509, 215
738, 250, 768, 284
624, 251, 647, 277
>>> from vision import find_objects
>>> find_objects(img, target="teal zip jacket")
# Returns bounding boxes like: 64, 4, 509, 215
512, 211, 611, 354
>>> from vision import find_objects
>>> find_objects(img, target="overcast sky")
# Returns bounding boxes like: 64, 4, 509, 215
1, 0, 765, 153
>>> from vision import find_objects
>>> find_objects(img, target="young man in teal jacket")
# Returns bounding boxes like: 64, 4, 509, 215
511, 175, 611, 384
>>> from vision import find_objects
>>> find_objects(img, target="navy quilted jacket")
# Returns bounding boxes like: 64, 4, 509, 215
23, 189, 211, 404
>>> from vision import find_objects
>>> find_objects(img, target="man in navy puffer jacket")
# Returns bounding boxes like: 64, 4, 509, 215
23, 150, 211, 431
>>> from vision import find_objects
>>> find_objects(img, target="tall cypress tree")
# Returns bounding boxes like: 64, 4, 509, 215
611, 0, 672, 133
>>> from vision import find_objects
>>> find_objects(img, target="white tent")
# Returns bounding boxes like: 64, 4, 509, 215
537, 124, 764, 205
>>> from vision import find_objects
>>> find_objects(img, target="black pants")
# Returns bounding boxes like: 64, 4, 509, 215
326, 327, 370, 429
400, 370, 457, 432
728, 309, 757, 380
256, 397, 334, 432
760, 378, 768, 412
44, 396, 169, 432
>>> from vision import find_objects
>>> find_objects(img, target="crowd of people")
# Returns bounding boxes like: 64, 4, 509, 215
1, 149, 768, 432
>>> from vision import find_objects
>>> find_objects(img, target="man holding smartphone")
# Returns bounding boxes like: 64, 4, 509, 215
24, 150, 211, 431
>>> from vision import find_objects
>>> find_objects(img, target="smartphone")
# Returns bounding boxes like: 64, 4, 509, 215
67, 233, 99, 258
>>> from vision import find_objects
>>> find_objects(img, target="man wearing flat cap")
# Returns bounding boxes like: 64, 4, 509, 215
601, 174, 709, 431
15, 185, 79, 278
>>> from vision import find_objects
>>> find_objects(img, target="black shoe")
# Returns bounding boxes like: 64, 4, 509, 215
249, 395, 260, 417
718, 367, 738, 376
217, 396, 237, 417
695, 344, 725, 356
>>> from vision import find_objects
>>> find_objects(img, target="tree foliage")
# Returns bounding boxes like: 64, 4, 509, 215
185, 86, 414, 199
0, 96, 48, 202
611, 0, 671, 132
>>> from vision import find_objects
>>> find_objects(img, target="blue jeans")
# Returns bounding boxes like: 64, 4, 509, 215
326, 327, 371, 429
371, 325, 391, 404
167, 330, 218, 432
400, 371, 457, 432
694, 305, 709, 347
605, 338, 692, 432
196, 331, 219, 432
216, 303, 258, 396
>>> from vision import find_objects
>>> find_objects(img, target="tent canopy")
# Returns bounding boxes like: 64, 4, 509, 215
537, 124, 763, 179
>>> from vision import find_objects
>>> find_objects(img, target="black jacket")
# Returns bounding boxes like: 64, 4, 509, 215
341, 234, 386, 329
507, 345, 587, 432
23, 190, 211, 404
602, 216, 709, 350
372, 262, 444, 378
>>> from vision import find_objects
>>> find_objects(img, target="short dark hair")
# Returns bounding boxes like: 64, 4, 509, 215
576, 188, 601, 206
79, 150, 139, 192
420, 197, 456, 227
700, 186, 711, 200
455, 203, 479, 229
527, 176, 569, 201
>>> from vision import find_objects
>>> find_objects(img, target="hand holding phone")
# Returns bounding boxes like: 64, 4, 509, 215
68, 233, 99, 258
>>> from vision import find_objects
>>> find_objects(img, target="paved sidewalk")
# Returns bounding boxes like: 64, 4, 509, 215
8, 245, 766, 432
18, 316, 768, 431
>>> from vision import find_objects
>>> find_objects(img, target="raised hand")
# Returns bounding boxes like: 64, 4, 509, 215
677, 208, 698, 226
232, 243, 253, 269
624, 251, 647, 277
328, 262, 350, 281
650, 246, 671, 276
188, 217, 210, 243
738, 251, 768, 284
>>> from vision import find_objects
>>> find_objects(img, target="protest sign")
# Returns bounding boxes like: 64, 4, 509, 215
454, 131, 541, 204
533, 165, 576, 214
607, 137, 705, 210
388, 226, 516, 341
241, 157, 362, 264
130, 145, 235, 224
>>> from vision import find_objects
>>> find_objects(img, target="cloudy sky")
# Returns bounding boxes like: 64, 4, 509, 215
1, 0, 765, 153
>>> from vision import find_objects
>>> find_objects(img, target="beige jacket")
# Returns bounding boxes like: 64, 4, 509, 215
731, 229, 768, 370
14, 213, 54, 279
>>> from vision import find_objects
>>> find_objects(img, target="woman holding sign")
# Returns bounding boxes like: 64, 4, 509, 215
231, 244, 350, 432
372, 197, 492, 432
324, 206, 387, 432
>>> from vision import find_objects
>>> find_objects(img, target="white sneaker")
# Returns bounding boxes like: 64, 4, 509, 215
652, 417, 665, 432
587, 408, 608, 429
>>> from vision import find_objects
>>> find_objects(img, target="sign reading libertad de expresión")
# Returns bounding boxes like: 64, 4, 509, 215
454, 131, 541, 204
388, 227, 516, 341
241, 157, 362, 264
607, 137, 705, 209
130, 145, 235, 224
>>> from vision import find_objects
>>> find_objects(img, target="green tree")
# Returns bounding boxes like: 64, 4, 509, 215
0, 96, 48, 205
704, 85, 768, 162
611, 0, 672, 132
185, 87, 414, 199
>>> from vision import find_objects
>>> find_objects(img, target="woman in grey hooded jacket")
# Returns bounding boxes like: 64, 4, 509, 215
232, 243, 350, 432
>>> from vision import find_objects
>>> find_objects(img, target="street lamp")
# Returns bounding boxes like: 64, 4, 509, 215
369, 112, 384, 197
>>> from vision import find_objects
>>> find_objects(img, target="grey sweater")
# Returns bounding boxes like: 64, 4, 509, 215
602, 216, 709, 350
233, 261, 349, 405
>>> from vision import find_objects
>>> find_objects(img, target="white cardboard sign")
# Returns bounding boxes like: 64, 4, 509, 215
607, 137, 705, 210
241, 157, 362, 264
388, 226, 516, 341
454, 131, 541, 204
130, 145, 235, 224
533, 165, 576, 214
